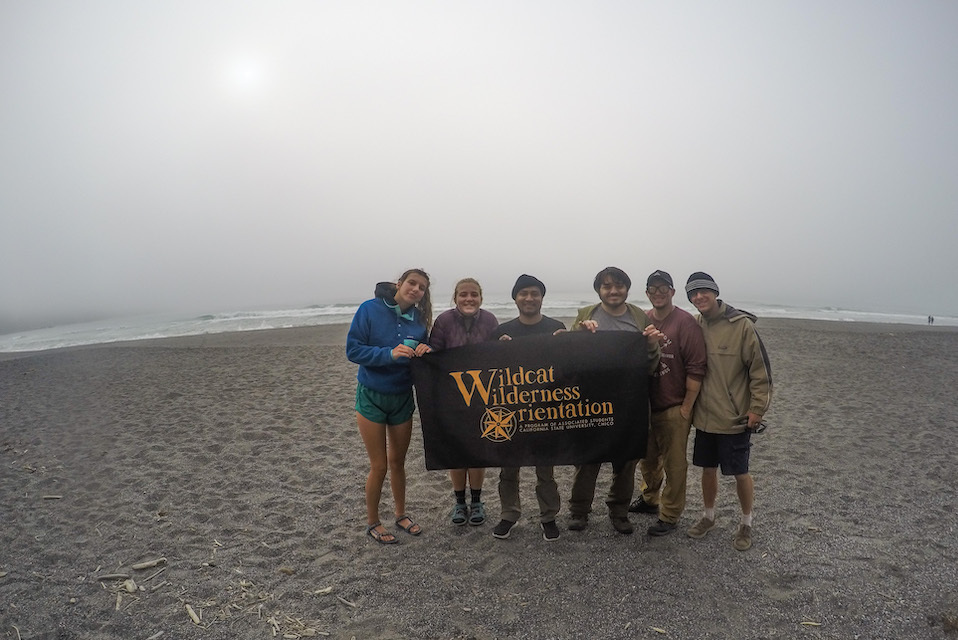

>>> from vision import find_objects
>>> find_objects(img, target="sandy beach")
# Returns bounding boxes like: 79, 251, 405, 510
2, 318, 957, 639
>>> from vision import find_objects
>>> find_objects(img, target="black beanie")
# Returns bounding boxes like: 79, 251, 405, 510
685, 272, 719, 299
511, 274, 546, 299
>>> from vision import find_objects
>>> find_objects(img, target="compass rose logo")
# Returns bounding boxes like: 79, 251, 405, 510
480, 407, 517, 442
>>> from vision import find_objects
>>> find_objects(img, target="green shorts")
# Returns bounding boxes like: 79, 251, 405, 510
355, 383, 415, 425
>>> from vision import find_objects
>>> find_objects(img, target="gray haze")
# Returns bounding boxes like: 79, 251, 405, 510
2, 1, 957, 329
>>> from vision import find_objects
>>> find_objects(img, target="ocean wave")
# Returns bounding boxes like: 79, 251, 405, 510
2, 298, 954, 354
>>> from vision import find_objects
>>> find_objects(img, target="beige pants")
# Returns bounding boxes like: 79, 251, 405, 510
639, 405, 693, 524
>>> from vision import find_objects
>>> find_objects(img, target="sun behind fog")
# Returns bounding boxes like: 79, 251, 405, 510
224, 57, 267, 94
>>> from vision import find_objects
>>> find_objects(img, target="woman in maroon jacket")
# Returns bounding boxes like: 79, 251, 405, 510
429, 278, 499, 527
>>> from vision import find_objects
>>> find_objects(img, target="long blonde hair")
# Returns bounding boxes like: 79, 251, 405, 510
398, 268, 433, 331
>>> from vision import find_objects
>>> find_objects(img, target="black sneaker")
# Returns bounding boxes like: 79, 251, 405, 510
541, 520, 560, 541
610, 516, 634, 535
647, 519, 677, 536
628, 498, 659, 514
492, 519, 517, 539
568, 515, 588, 531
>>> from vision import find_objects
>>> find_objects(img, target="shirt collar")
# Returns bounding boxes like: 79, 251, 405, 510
383, 299, 416, 322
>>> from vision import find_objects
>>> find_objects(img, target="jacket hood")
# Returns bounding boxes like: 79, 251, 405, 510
374, 281, 397, 300
723, 302, 758, 324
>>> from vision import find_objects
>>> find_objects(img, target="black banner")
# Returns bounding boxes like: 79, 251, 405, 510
411, 331, 649, 470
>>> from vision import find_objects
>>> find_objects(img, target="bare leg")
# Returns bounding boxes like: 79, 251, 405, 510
701, 467, 719, 510
467, 467, 485, 490
386, 419, 414, 518
357, 413, 394, 542
735, 472, 754, 515
449, 469, 467, 492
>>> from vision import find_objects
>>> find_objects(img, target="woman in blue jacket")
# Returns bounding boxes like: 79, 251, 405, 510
429, 278, 499, 526
346, 268, 433, 544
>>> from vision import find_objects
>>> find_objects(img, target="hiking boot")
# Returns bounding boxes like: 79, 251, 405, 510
450, 503, 468, 526
541, 520, 560, 541
687, 516, 716, 539
647, 519, 677, 537
492, 519, 516, 539
468, 501, 486, 526
734, 524, 752, 551
628, 497, 659, 514
610, 516, 634, 535
568, 514, 588, 531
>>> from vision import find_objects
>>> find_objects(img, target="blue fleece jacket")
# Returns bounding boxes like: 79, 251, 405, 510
346, 297, 429, 394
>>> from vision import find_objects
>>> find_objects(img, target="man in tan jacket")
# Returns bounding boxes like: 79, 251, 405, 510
684, 272, 772, 551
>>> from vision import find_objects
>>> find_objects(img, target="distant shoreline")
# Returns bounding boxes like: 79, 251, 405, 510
3, 316, 956, 362
3, 297, 955, 356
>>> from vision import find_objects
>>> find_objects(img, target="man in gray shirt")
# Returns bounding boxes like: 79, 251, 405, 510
567, 267, 661, 534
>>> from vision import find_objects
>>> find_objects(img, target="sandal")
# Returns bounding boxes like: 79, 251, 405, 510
395, 514, 422, 536
468, 501, 486, 526
451, 503, 468, 526
366, 521, 398, 545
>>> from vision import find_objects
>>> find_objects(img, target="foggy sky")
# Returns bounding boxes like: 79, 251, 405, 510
2, 1, 957, 328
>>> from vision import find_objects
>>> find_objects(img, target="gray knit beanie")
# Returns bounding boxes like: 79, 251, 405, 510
685, 272, 719, 299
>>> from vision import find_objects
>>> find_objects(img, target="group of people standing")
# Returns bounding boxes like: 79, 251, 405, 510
346, 266, 772, 551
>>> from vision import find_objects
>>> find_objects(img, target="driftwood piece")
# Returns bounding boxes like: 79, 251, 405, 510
132, 558, 167, 570
142, 567, 166, 583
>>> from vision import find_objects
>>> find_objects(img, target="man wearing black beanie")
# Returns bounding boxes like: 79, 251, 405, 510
491, 275, 566, 541
510, 273, 546, 301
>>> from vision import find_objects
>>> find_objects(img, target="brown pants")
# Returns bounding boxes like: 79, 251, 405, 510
639, 405, 692, 524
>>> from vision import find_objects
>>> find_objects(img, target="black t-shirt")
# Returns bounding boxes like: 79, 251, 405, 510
493, 316, 566, 339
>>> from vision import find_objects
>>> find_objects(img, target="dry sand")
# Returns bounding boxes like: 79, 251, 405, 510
1, 318, 957, 639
